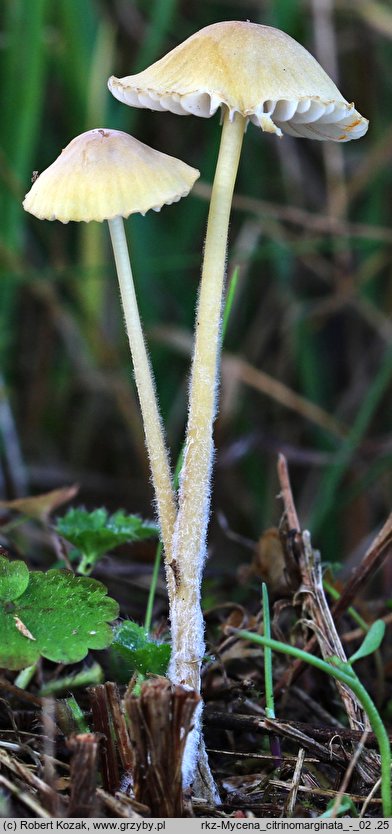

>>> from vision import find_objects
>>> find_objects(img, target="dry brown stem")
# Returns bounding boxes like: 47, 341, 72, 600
284, 747, 305, 817
88, 685, 120, 795
105, 682, 134, 776
66, 733, 99, 817
273, 506, 392, 699
204, 709, 392, 747
125, 678, 200, 817
332, 510, 392, 619
277, 454, 365, 729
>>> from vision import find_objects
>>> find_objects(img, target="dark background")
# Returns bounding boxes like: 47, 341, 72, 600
1, 0, 391, 616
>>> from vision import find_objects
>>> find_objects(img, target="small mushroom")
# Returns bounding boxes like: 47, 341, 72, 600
108, 21, 368, 142
108, 22, 368, 787
23, 128, 200, 592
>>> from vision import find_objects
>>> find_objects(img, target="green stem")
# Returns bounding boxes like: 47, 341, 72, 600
14, 663, 37, 689
169, 109, 246, 695
235, 628, 391, 817
262, 584, 275, 719
144, 446, 184, 633
221, 266, 240, 344
144, 542, 162, 634
39, 662, 103, 696
62, 694, 90, 734
107, 216, 177, 608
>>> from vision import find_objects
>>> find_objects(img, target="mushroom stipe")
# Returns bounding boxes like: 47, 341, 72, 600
23, 128, 200, 627
23, 19, 369, 804
108, 20, 368, 795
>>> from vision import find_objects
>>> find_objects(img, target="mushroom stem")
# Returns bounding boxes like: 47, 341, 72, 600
107, 215, 177, 594
170, 109, 246, 695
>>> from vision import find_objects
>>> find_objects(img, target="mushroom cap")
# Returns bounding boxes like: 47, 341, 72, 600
23, 128, 200, 223
108, 21, 368, 142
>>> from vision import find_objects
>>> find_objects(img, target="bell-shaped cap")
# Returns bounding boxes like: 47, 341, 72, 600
23, 128, 200, 223
108, 21, 368, 142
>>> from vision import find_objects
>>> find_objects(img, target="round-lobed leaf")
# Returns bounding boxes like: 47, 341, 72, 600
0, 607, 39, 669
0, 555, 30, 602
0, 566, 119, 670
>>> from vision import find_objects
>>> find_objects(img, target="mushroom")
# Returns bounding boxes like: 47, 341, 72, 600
108, 21, 368, 785
23, 128, 199, 601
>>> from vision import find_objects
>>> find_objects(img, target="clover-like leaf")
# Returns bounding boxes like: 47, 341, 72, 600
348, 620, 386, 666
0, 555, 29, 601
56, 507, 159, 574
108, 621, 171, 684
0, 562, 119, 670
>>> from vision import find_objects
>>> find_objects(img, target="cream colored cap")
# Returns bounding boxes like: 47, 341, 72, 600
23, 128, 200, 223
108, 21, 368, 142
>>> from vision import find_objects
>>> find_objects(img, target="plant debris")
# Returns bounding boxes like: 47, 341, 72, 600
0, 458, 390, 818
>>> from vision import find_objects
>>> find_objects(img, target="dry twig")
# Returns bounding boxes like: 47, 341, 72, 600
125, 678, 200, 817
67, 734, 99, 817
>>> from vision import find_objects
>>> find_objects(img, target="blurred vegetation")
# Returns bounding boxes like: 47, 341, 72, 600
0, 0, 391, 615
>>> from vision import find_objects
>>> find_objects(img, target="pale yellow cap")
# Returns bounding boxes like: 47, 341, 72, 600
108, 21, 368, 142
23, 128, 200, 223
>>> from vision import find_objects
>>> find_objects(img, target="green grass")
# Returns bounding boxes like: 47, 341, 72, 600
235, 624, 391, 817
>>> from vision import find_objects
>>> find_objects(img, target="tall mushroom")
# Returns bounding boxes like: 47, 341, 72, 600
109, 21, 368, 786
23, 128, 199, 610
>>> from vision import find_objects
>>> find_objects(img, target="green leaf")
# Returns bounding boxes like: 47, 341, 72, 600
0, 555, 29, 601
349, 620, 386, 666
0, 563, 119, 671
108, 621, 171, 684
320, 796, 358, 818
0, 606, 39, 670
56, 507, 159, 574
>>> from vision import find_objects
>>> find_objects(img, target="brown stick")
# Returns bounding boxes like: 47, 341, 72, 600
67, 734, 99, 817
276, 456, 369, 734
0, 677, 42, 707
105, 682, 133, 775
88, 685, 120, 795
332, 510, 392, 619
125, 678, 200, 817
277, 453, 300, 532
273, 456, 392, 705
204, 709, 391, 747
